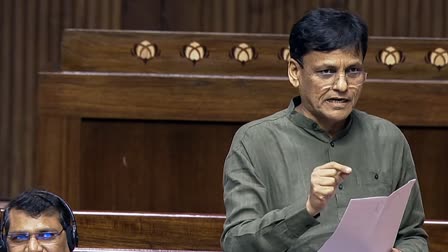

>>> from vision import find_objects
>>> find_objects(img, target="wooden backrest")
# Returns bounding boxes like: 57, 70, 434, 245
425, 220, 448, 252
50, 29, 448, 128
62, 29, 448, 80
75, 250, 218, 252
73, 212, 446, 252
74, 212, 224, 250
1, 210, 447, 251
39, 72, 448, 126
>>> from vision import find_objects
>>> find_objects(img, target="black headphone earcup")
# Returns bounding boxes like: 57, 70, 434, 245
65, 224, 78, 252
73, 225, 79, 248
0, 215, 6, 252
65, 225, 76, 252
0, 238, 6, 252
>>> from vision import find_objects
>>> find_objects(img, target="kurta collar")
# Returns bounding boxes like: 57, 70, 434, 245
287, 96, 353, 141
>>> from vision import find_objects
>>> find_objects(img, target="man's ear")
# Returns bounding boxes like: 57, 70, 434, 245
288, 59, 301, 88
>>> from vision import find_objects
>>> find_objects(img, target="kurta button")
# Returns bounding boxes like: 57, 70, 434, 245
330, 141, 335, 147
374, 173, 379, 179
338, 184, 343, 190
312, 123, 318, 129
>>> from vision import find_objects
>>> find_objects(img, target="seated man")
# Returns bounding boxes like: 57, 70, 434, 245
0, 189, 78, 252
221, 8, 428, 252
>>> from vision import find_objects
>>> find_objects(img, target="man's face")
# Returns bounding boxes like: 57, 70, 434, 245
288, 49, 365, 131
6, 209, 70, 252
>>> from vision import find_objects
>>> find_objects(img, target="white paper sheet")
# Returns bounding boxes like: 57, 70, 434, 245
318, 179, 416, 252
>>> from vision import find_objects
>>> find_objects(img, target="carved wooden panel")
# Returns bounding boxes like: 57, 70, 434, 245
62, 30, 448, 80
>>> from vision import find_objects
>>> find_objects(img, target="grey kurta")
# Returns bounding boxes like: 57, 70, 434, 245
222, 97, 428, 252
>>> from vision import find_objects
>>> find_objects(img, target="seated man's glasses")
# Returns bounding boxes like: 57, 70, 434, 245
7, 229, 64, 245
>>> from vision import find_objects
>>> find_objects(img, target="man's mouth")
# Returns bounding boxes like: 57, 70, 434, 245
326, 97, 350, 103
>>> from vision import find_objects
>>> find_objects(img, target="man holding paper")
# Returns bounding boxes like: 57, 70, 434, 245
221, 8, 428, 252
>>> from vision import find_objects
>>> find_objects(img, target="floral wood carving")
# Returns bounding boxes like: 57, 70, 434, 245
425, 48, 448, 71
131, 40, 160, 64
180, 41, 209, 65
278, 46, 290, 62
376, 46, 405, 70
230, 43, 257, 64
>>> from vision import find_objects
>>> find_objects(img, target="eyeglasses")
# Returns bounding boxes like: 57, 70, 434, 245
7, 229, 64, 245
310, 67, 367, 86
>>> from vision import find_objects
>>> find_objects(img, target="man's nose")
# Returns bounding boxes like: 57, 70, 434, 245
26, 236, 43, 252
333, 73, 348, 92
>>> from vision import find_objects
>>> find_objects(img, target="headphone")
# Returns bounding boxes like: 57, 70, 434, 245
0, 209, 4, 252
0, 190, 78, 252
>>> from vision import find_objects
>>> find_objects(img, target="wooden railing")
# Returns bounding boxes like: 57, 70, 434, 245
74, 250, 218, 252
61, 30, 448, 80
73, 212, 448, 252
1, 210, 446, 251
74, 212, 224, 251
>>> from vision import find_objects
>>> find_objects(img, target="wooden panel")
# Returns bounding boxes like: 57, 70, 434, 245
424, 221, 448, 252
74, 212, 225, 250
39, 73, 448, 126
0, 0, 122, 200
122, 0, 448, 38
80, 120, 239, 212
403, 128, 448, 220
11, 0, 26, 196
10, 0, 28, 194
61, 30, 289, 76
74, 212, 448, 251
38, 72, 448, 217
3, 0, 448, 202
0, 0, 37, 197
0, 0, 13, 198
346, 0, 448, 38
38, 73, 295, 123
61, 30, 448, 80
79, 122, 448, 216
75, 249, 217, 252
36, 115, 82, 208
121, 0, 162, 31
0, 210, 445, 251
23, 0, 38, 193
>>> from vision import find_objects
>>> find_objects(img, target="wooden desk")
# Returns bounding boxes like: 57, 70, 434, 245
424, 220, 448, 252
75, 249, 218, 252
1, 210, 446, 251
74, 212, 447, 251
75, 212, 224, 250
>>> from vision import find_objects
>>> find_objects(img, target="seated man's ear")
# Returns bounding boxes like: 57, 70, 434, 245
288, 59, 301, 88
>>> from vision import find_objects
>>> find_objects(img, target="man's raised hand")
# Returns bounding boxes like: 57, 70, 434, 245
306, 161, 352, 216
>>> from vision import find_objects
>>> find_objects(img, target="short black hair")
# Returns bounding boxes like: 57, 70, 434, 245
289, 8, 368, 65
2, 189, 71, 235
